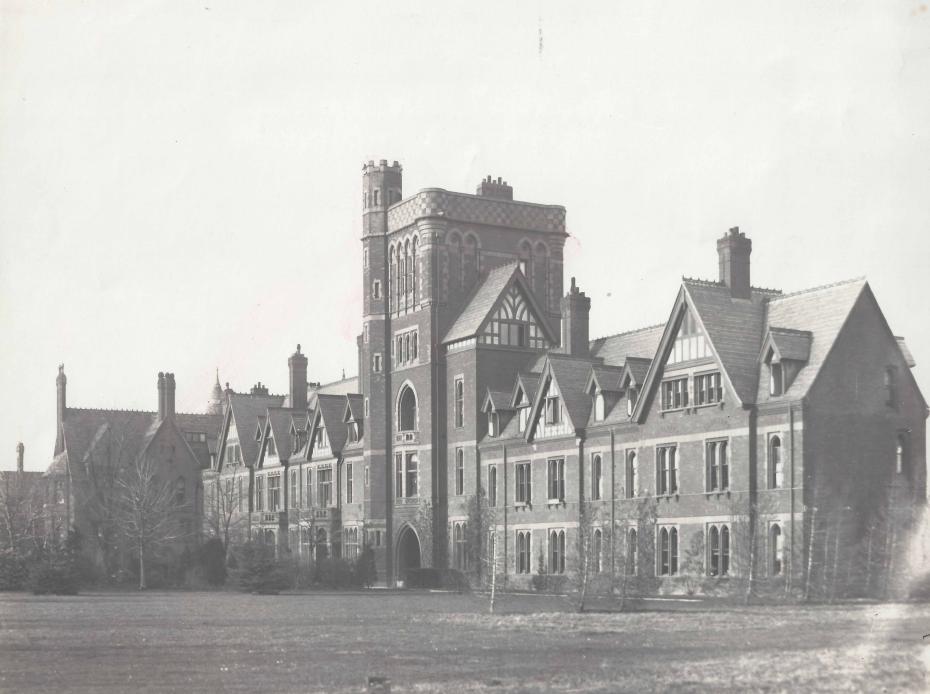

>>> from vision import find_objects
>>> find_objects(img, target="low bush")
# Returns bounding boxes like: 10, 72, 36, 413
233, 544, 290, 594
0, 549, 30, 591
197, 538, 227, 586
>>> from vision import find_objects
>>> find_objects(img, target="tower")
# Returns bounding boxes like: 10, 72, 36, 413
207, 370, 224, 415
360, 159, 402, 582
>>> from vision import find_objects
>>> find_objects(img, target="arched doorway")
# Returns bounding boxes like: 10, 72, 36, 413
396, 526, 421, 586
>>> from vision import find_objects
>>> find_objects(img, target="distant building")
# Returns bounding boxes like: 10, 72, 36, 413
0, 443, 46, 552
204, 161, 927, 594
47, 367, 222, 572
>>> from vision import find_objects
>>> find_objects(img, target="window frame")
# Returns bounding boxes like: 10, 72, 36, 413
454, 448, 465, 496
453, 376, 465, 429
547, 458, 565, 503
655, 445, 678, 496
705, 438, 729, 492
515, 462, 532, 505
660, 376, 690, 411
591, 453, 603, 501
657, 525, 679, 576
625, 450, 638, 499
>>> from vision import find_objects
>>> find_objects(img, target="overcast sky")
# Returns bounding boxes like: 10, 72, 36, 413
1, 2, 928, 470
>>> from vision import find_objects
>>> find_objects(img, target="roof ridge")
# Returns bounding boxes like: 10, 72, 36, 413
770, 276, 866, 301
767, 326, 814, 336
682, 276, 724, 287
66, 407, 155, 415
591, 322, 665, 343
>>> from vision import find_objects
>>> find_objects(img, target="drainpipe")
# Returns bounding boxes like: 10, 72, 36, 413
502, 444, 508, 583
789, 403, 796, 591
610, 428, 616, 580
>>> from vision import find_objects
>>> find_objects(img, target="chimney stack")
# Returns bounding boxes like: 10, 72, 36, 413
56, 364, 67, 426
560, 277, 591, 356
288, 344, 308, 411
158, 372, 167, 420
251, 382, 269, 396
16, 442, 24, 473
476, 175, 514, 201
165, 373, 176, 419
717, 227, 752, 299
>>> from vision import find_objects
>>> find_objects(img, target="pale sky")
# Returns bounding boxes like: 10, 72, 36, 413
1, 2, 928, 470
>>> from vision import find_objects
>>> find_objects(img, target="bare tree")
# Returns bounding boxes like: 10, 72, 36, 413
116, 454, 183, 590
465, 485, 500, 609
0, 472, 44, 554
203, 474, 246, 555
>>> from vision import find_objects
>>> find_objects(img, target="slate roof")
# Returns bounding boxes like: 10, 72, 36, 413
622, 357, 652, 387
512, 373, 541, 407
588, 364, 625, 393
763, 327, 813, 363
175, 412, 223, 469
756, 278, 867, 401
264, 407, 302, 464
545, 354, 601, 432
313, 394, 351, 457
227, 393, 286, 466
683, 280, 773, 404
589, 324, 665, 367
484, 389, 514, 412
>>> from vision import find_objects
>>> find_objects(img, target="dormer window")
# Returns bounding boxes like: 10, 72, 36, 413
594, 392, 605, 422
315, 426, 328, 450
518, 405, 530, 432
488, 411, 499, 437
627, 387, 637, 416
769, 362, 783, 396
348, 421, 360, 443
545, 395, 562, 425
267, 438, 276, 457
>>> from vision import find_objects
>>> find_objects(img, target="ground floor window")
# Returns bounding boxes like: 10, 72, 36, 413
770, 523, 784, 575
627, 528, 638, 575
344, 527, 359, 560
452, 521, 467, 571
548, 529, 566, 574
516, 530, 531, 574
658, 526, 678, 576
592, 528, 603, 574
707, 524, 730, 576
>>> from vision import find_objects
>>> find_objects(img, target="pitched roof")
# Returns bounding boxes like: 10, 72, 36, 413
621, 357, 652, 388
588, 364, 625, 394
483, 389, 514, 412
683, 280, 772, 404
589, 324, 665, 367
312, 394, 350, 457
529, 354, 599, 436
761, 327, 813, 363
345, 394, 364, 421
60, 409, 157, 473
264, 407, 302, 464
757, 278, 867, 401
443, 262, 555, 345
511, 373, 541, 407
227, 392, 286, 466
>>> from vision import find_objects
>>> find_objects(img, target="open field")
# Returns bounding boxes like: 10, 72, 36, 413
1, 591, 928, 693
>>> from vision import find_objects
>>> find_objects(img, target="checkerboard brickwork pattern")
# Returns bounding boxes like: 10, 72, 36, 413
388, 190, 566, 234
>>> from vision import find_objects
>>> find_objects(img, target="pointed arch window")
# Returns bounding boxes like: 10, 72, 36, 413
548, 529, 566, 574
591, 453, 603, 501
769, 435, 783, 488
627, 528, 638, 575
398, 385, 417, 432
592, 529, 603, 574
658, 526, 678, 576
770, 524, 784, 575
594, 391, 605, 421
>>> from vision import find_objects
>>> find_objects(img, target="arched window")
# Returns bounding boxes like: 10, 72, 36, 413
518, 240, 532, 278
404, 239, 413, 308
659, 527, 678, 576
398, 385, 417, 432
709, 525, 720, 576
770, 524, 783, 575
628, 528, 638, 575
404, 334, 410, 363
549, 529, 566, 574
412, 237, 419, 305
626, 451, 637, 499
593, 529, 603, 574
770, 435, 783, 488
896, 434, 908, 475
721, 526, 730, 576
411, 332, 418, 359
389, 245, 397, 313
591, 454, 603, 501
594, 392, 605, 421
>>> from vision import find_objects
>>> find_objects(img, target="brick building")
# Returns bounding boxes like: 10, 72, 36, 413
204, 160, 926, 595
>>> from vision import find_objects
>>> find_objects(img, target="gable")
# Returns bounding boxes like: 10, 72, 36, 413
478, 283, 552, 350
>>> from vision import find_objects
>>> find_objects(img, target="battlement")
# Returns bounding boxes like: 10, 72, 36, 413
362, 159, 402, 174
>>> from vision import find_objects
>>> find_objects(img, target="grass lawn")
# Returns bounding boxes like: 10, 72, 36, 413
1, 590, 928, 692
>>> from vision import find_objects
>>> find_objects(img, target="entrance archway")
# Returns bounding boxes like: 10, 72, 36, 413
396, 525, 421, 586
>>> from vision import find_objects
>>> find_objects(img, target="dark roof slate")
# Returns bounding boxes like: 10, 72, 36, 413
227, 393, 286, 466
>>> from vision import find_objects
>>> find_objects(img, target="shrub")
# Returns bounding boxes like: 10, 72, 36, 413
233, 543, 290, 594
313, 558, 357, 589
197, 538, 227, 586
358, 547, 377, 588
0, 549, 30, 591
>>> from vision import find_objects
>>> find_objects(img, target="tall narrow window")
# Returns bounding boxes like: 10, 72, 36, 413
628, 528, 638, 575
345, 463, 353, 504
398, 385, 417, 432
317, 468, 332, 507
591, 453, 603, 501
706, 440, 728, 492
516, 530, 531, 574
455, 448, 465, 496
721, 525, 730, 576
770, 435, 783, 488
488, 465, 497, 507
515, 462, 532, 504
395, 453, 403, 499
518, 405, 530, 433
658, 527, 678, 576
549, 529, 566, 574
547, 458, 565, 502
254, 476, 264, 512
545, 395, 562, 424
709, 525, 720, 576
656, 446, 678, 495
290, 470, 298, 508
453, 522, 467, 570
771, 524, 783, 575
405, 453, 419, 498
896, 434, 908, 475
626, 451, 637, 498
594, 392, 605, 421
488, 411, 499, 437
627, 387, 637, 416
454, 377, 465, 428
593, 529, 603, 574
770, 362, 784, 396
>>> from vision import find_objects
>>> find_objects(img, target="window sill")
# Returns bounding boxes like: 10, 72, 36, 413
547, 500, 566, 508
704, 490, 731, 498
514, 502, 532, 511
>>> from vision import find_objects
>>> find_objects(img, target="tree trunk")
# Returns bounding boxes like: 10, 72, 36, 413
489, 535, 497, 615
138, 539, 146, 590
804, 506, 817, 602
